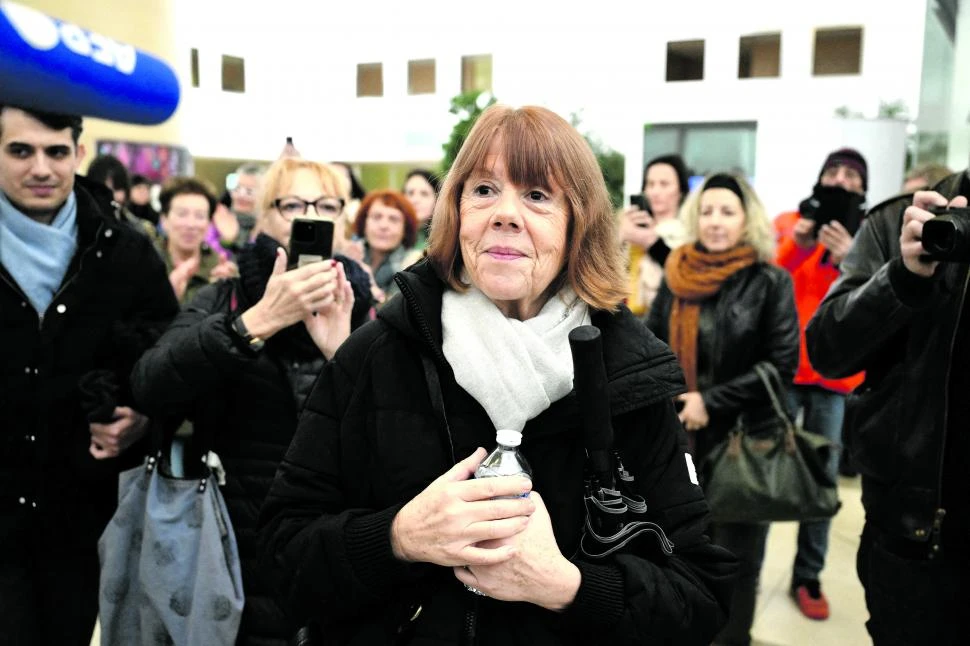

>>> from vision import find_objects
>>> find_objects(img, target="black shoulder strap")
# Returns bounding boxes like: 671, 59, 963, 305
420, 353, 457, 465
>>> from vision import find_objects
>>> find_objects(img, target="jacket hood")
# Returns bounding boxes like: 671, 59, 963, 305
384, 260, 685, 414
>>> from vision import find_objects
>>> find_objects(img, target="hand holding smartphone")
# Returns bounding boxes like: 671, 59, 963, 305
628, 194, 652, 228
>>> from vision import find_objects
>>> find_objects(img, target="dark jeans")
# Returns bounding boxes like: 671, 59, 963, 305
710, 522, 770, 646
858, 523, 968, 645
787, 386, 844, 582
0, 545, 100, 646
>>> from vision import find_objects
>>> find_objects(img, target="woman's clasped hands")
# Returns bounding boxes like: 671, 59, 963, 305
390, 448, 581, 611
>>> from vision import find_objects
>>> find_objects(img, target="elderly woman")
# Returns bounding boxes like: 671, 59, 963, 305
131, 159, 373, 645
354, 189, 418, 304
157, 177, 238, 304
259, 106, 736, 645
646, 173, 799, 646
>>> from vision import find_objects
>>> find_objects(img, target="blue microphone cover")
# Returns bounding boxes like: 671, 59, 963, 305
0, 1, 180, 125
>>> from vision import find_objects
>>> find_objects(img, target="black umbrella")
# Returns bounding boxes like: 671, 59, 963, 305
568, 326, 674, 559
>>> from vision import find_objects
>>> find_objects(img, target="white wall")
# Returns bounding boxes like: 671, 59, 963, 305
755, 117, 908, 217
171, 0, 928, 188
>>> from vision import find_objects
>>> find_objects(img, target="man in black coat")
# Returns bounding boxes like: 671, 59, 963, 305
0, 104, 179, 645
806, 172, 970, 645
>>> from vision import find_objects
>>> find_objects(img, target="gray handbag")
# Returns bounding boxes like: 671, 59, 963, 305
97, 430, 244, 646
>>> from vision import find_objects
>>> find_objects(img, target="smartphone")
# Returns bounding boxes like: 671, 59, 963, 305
628, 194, 652, 227
288, 217, 334, 269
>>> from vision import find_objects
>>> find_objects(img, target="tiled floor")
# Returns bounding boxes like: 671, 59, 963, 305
750, 475, 872, 646
90, 477, 872, 646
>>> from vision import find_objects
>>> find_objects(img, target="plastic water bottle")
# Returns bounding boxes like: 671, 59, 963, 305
475, 429, 532, 498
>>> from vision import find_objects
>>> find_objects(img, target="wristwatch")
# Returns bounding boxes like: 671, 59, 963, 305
229, 313, 265, 353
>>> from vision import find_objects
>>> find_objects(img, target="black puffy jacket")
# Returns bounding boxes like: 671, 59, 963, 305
131, 238, 372, 645
646, 261, 800, 461
0, 177, 177, 561
258, 260, 738, 645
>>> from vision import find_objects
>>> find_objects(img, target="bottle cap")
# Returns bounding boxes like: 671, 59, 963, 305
495, 429, 522, 447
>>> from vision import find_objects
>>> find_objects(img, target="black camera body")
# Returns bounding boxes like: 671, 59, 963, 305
799, 185, 866, 237
921, 207, 970, 262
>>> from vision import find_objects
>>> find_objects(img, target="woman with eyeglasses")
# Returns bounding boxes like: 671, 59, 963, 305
353, 189, 419, 305
131, 158, 374, 646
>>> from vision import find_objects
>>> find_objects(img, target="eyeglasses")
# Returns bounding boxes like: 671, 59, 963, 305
273, 196, 345, 219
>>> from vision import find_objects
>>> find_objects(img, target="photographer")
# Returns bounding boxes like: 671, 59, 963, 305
772, 148, 868, 619
805, 169, 970, 645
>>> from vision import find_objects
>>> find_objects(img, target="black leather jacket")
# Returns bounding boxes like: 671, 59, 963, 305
647, 260, 800, 462
806, 172, 968, 548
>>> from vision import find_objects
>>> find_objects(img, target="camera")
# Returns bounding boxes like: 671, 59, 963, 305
799, 185, 865, 237
921, 207, 970, 262
288, 217, 334, 268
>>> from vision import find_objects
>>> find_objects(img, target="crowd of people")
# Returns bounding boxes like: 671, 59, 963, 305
0, 97, 966, 646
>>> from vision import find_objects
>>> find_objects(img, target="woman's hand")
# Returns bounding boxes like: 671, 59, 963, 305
302, 261, 355, 359
677, 391, 709, 431
169, 256, 200, 301
454, 491, 581, 612
212, 204, 239, 246
209, 255, 240, 282
618, 205, 658, 250
355, 259, 386, 305
240, 248, 341, 340
391, 448, 535, 567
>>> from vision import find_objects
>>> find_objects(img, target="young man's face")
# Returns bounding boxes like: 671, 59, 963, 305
0, 107, 84, 218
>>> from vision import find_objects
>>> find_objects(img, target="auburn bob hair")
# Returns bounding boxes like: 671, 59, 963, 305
427, 104, 626, 311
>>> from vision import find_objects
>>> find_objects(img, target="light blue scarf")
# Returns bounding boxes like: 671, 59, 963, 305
0, 190, 78, 315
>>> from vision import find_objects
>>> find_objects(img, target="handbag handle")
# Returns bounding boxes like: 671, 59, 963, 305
752, 363, 796, 436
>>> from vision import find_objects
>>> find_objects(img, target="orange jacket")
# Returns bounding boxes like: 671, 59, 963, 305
774, 211, 864, 395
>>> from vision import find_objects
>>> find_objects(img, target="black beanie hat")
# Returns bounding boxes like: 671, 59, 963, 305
819, 148, 868, 192
643, 154, 690, 197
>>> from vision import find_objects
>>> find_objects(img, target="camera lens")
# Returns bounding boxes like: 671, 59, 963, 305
294, 221, 314, 243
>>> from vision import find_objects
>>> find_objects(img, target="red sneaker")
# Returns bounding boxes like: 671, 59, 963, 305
791, 579, 830, 620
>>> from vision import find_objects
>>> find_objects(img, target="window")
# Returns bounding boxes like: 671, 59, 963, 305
190, 48, 200, 87
221, 55, 245, 93
408, 59, 436, 95
461, 54, 492, 93
643, 122, 758, 180
357, 62, 383, 97
739, 33, 781, 78
813, 27, 863, 75
666, 40, 705, 82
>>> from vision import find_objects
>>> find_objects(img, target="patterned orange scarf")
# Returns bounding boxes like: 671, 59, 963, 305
665, 244, 758, 391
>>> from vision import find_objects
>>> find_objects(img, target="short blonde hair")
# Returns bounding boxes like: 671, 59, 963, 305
259, 158, 349, 218
679, 174, 774, 262
427, 105, 626, 311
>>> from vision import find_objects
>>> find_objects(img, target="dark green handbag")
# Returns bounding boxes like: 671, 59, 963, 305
700, 363, 841, 524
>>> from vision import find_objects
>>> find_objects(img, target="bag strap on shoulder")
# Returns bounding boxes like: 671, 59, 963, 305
420, 353, 458, 465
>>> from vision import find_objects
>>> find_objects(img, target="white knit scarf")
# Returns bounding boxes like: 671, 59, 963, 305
441, 285, 591, 432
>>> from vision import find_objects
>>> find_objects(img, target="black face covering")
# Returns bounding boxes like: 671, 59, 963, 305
799, 184, 866, 236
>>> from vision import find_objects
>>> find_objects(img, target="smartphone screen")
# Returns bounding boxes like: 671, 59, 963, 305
288, 217, 334, 268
